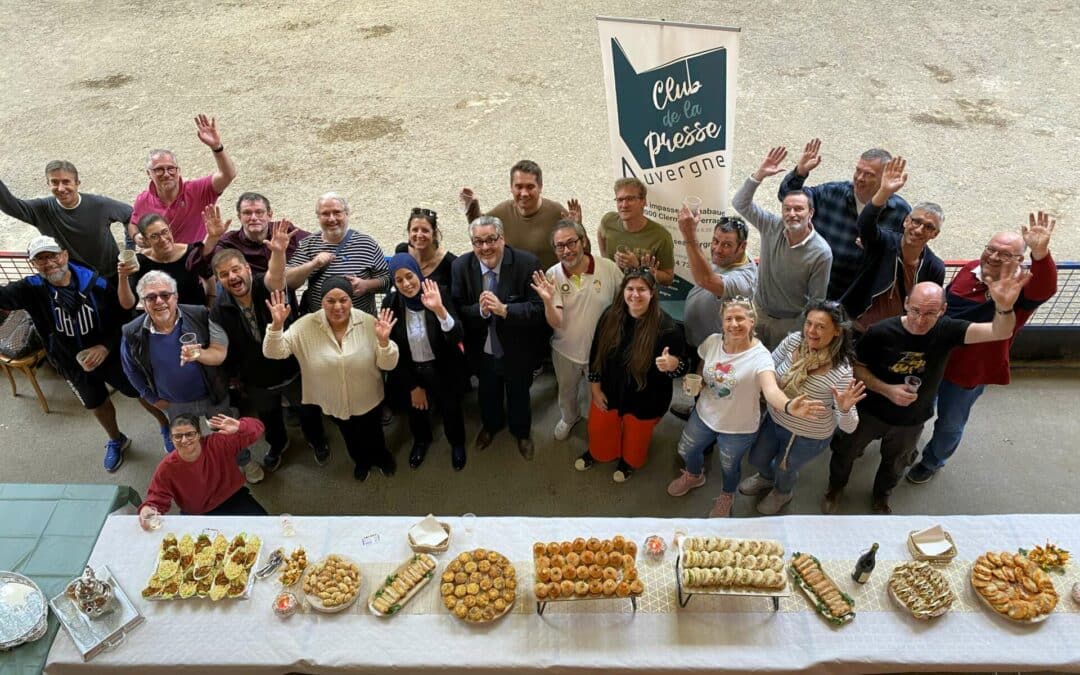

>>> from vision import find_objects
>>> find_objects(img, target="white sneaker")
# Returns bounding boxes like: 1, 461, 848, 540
756, 489, 793, 515
553, 417, 579, 441
738, 472, 775, 496
243, 461, 265, 485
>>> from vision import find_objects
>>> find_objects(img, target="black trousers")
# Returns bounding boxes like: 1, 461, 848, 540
828, 411, 925, 499
245, 377, 326, 452
477, 354, 533, 439
198, 487, 267, 516
332, 407, 393, 471
407, 362, 466, 447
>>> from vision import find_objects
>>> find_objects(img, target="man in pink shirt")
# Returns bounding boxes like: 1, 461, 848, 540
130, 114, 238, 245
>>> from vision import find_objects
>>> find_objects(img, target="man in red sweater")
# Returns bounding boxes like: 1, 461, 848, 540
138, 414, 267, 529
906, 212, 1059, 484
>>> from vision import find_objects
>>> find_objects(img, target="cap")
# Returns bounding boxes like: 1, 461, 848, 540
27, 235, 63, 259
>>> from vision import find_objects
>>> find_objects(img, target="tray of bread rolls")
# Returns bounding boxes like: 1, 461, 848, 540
369, 553, 437, 616
532, 536, 644, 601
789, 552, 855, 625
677, 536, 789, 597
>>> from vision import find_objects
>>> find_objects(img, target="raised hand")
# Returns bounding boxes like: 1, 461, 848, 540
202, 204, 231, 239
787, 393, 830, 419
639, 251, 658, 271
459, 188, 477, 213
877, 156, 908, 198
374, 308, 397, 345
796, 138, 822, 177
654, 346, 679, 372
831, 379, 867, 413
208, 414, 240, 434
530, 270, 556, 304
265, 289, 290, 329
1022, 210, 1056, 259
565, 198, 583, 225
987, 266, 1033, 309
755, 146, 789, 181
267, 219, 294, 254
419, 278, 445, 313
676, 205, 698, 239
194, 114, 222, 148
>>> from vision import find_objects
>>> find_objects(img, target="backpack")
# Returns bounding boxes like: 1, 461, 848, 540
0, 309, 42, 359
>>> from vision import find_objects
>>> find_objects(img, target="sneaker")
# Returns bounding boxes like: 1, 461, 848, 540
669, 402, 693, 421
262, 440, 289, 472
756, 489, 793, 515
160, 426, 175, 453
613, 460, 634, 483
905, 463, 937, 485
553, 417, 579, 441
738, 472, 775, 496
243, 461, 265, 485
574, 451, 596, 471
103, 434, 130, 473
708, 491, 735, 518
311, 443, 332, 466
667, 469, 706, 497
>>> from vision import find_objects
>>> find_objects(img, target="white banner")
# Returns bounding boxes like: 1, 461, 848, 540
597, 17, 740, 300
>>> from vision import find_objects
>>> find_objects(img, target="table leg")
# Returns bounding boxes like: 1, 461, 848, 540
772, 595, 780, 612
630, 595, 637, 613
536, 601, 547, 616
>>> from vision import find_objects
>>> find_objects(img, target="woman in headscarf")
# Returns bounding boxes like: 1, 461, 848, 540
381, 253, 468, 470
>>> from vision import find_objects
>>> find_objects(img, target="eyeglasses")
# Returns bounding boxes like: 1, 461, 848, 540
170, 431, 199, 442
983, 245, 1022, 261
907, 216, 940, 234
553, 237, 581, 251
906, 306, 941, 319
471, 235, 502, 248
145, 229, 172, 242
410, 207, 437, 220
141, 291, 175, 304
614, 196, 641, 204
31, 252, 63, 265
150, 166, 178, 176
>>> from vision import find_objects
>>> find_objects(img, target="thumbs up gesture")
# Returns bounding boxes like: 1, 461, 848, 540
655, 346, 679, 373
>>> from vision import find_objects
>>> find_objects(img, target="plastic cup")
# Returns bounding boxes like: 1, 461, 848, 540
118, 249, 140, 272
683, 195, 703, 216
180, 332, 201, 364
75, 348, 94, 372
683, 374, 703, 397
462, 513, 476, 536
672, 528, 688, 548
280, 514, 295, 537
904, 376, 922, 393
146, 512, 162, 531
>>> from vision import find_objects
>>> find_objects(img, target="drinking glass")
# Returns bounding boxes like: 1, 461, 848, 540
904, 376, 922, 393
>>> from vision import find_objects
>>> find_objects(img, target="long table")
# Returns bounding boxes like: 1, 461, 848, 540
44, 513, 1080, 674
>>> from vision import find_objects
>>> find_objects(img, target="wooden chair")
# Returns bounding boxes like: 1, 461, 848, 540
0, 253, 52, 413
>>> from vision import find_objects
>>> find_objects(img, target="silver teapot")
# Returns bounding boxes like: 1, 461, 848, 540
65, 566, 114, 618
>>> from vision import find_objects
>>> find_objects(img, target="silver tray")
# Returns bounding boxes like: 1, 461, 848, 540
50, 566, 145, 661
0, 570, 48, 651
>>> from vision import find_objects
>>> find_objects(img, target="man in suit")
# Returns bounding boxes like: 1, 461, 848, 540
451, 215, 547, 460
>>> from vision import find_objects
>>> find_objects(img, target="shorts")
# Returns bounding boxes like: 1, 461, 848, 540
64, 352, 139, 410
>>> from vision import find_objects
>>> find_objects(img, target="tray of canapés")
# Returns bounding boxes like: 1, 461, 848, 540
887, 561, 956, 620
532, 536, 643, 601
369, 553, 438, 616
677, 536, 788, 596
789, 552, 855, 625
970, 550, 1058, 624
439, 548, 517, 623
142, 532, 261, 601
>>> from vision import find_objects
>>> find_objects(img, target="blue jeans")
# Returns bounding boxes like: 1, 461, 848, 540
918, 379, 986, 471
749, 413, 831, 494
676, 409, 758, 492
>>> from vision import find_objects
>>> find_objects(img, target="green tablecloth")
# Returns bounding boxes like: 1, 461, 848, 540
0, 484, 137, 675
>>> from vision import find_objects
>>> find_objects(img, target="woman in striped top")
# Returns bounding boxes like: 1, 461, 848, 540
738, 300, 866, 514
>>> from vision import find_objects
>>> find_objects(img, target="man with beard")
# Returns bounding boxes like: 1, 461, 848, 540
905, 212, 1059, 484
596, 178, 675, 286
188, 192, 309, 275
210, 223, 330, 471
778, 139, 910, 299
0, 236, 169, 471
732, 146, 832, 349
0, 161, 132, 280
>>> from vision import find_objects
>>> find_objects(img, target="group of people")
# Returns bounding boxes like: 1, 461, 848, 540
0, 117, 1060, 523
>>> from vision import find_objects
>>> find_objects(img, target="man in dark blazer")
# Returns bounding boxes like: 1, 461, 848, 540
451, 215, 547, 459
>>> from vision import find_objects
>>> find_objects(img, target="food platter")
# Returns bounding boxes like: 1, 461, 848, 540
970, 551, 1057, 624
369, 553, 437, 616
439, 548, 516, 623
789, 552, 855, 625
677, 536, 788, 596
141, 532, 261, 601
887, 561, 955, 620
531, 537, 642, 614
302, 554, 362, 613
0, 571, 48, 651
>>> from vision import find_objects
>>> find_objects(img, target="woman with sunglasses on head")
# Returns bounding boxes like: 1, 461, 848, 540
394, 207, 456, 288
118, 213, 210, 310
666, 297, 828, 517
738, 301, 866, 514
381, 253, 469, 470
578, 269, 687, 482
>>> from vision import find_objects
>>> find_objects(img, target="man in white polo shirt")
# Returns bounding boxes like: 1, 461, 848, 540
532, 219, 624, 440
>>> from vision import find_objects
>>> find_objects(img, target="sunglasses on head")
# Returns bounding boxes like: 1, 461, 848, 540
411, 207, 437, 221
717, 216, 748, 238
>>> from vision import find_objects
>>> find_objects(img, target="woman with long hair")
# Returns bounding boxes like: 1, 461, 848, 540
666, 297, 827, 517
118, 213, 209, 309
578, 269, 686, 482
393, 207, 456, 287
739, 300, 866, 514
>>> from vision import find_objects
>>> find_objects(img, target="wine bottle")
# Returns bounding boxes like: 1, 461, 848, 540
852, 543, 879, 584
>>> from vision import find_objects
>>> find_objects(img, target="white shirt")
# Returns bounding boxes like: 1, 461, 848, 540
695, 334, 775, 434
548, 255, 623, 364
404, 307, 456, 363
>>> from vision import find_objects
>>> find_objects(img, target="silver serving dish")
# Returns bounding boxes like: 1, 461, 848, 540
65, 566, 114, 618
0, 570, 48, 651
50, 565, 144, 661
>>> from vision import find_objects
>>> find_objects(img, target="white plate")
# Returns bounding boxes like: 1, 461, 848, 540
303, 555, 363, 613
369, 554, 436, 616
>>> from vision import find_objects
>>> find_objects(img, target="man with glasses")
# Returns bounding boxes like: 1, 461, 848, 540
0, 236, 169, 472
120, 270, 264, 484
823, 275, 1031, 515
670, 208, 758, 419
906, 212, 1059, 484
530, 220, 623, 441
130, 114, 238, 245
596, 178, 675, 286
452, 216, 546, 459
188, 192, 310, 275
839, 157, 945, 333
0, 161, 132, 280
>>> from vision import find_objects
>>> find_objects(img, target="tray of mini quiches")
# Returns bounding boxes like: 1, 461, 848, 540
142, 532, 261, 601
678, 536, 788, 596
533, 536, 643, 601
439, 548, 517, 623
888, 561, 956, 619
369, 553, 437, 616
789, 552, 855, 625
970, 551, 1058, 623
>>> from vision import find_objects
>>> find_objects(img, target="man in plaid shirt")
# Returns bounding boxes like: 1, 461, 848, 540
778, 139, 910, 299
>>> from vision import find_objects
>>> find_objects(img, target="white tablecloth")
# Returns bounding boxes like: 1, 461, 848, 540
44, 513, 1080, 674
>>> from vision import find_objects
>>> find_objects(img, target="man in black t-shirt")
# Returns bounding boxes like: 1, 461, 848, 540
823, 277, 1030, 515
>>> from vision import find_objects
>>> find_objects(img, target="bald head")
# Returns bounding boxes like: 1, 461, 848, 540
903, 282, 947, 335
909, 281, 946, 306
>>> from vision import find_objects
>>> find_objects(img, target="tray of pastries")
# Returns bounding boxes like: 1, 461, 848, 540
532, 536, 643, 601
888, 561, 955, 619
678, 536, 788, 596
439, 548, 517, 623
789, 552, 855, 625
302, 554, 362, 613
142, 532, 261, 601
971, 551, 1058, 623
369, 553, 437, 616
278, 547, 308, 587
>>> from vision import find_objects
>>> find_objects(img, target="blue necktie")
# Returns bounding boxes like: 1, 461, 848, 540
484, 270, 504, 358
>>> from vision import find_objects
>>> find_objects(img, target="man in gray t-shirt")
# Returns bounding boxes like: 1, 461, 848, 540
0, 161, 131, 280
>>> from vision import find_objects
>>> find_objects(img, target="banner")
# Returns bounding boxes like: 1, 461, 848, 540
597, 17, 739, 300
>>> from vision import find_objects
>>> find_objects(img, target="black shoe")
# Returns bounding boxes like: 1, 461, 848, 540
574, 451, 595, 471
353, 465, 370, 482
475, 429, 494, 451
262, 446, 285, 472
311, 443, 331, 467
451, 445, 467, 471
905, 463, 937, 485
613, 460, 634, 483
517, 437, 535, 461
377, 456, 397, 477
871, 495, 893, 515
821, 488, 842, 514
409, 443, 429, 469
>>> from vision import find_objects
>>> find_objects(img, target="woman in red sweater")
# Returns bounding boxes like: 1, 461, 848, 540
138, 414, 267, 529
